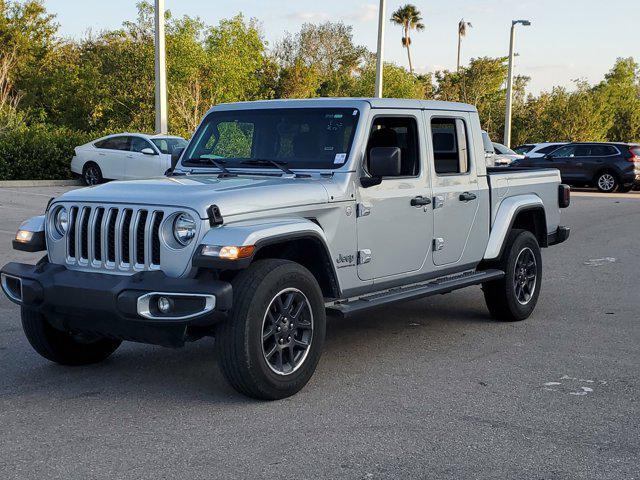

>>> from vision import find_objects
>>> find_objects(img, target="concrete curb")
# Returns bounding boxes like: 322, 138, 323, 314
0, 179, 83, 188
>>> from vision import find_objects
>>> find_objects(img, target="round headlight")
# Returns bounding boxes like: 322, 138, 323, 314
173, 213, 196, 246
54, 207, 68, 236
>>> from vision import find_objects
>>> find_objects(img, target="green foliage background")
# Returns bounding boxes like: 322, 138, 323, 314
0, 0, 638, 180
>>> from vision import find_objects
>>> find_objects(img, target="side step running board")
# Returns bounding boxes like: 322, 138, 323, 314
327, 269, 504, 317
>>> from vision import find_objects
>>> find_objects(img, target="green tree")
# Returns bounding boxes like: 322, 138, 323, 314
390, 4, 425, 74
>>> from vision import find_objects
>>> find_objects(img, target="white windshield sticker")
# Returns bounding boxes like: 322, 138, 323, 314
334, 153, 347, 164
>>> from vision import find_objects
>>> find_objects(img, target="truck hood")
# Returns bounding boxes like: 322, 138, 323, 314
58, 175, 330, 218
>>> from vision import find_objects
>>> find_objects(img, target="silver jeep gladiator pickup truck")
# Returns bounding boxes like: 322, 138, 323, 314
1, 98, 570, 399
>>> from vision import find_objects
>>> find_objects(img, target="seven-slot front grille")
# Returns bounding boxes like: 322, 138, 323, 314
64, 206, 165, 271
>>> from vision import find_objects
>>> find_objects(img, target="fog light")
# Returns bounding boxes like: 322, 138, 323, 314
157, 296, 172, 313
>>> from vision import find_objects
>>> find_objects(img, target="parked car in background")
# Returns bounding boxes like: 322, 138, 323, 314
481, 130, 496, 167
514, 142, 568, 158
492, 142, 524, 166
71, 133, 188, 185
510, 142, 640, 192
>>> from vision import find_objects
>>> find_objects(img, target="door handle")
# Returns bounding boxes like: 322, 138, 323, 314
411, 196, 432, 207
459, 192, 477, 202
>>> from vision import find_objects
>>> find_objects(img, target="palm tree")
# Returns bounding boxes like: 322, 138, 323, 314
457, 19, 473, 72
390, 4, 425, 74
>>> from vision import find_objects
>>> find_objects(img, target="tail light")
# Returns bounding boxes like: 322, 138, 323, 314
628, 146, 640, 162
558, 184, 571, 208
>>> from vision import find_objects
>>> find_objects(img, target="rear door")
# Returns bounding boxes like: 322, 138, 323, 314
427, 112, 480, 266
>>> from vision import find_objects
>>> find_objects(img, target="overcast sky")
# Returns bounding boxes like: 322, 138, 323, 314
43, 0, 640, 94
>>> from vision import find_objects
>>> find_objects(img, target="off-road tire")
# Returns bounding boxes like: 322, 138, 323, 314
216, 259, 326, 400
21, 307, 121, 365
482, 229, 542, 322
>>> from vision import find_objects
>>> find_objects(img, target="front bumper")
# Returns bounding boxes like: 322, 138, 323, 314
0, 262, 232, 347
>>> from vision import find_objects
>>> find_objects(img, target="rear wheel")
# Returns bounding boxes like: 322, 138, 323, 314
21, 308, 121, 365
216, 259, 326, 400
595, 171, 618, 193
83, 163, 103, 186
483, 229, 542, 321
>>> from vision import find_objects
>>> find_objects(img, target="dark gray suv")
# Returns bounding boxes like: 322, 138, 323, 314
512, 142, 640, 192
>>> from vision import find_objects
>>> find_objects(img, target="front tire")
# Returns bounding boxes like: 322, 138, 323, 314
482, 229, 542, 322
21, 308, 121, 365
216, 259, 326, 400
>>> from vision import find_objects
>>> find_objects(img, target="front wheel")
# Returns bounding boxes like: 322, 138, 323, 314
215, 259, 326, 400
21, 308, 121, 365
482, 229, 542, 322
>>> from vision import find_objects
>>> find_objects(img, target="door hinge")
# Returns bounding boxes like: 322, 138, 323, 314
433, 238, 445, 251
433, 195, 445, 209
358, 249, 372, 265
356, 203, 371, 218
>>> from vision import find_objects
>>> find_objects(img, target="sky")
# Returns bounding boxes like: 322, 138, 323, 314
42, 0, 640, 95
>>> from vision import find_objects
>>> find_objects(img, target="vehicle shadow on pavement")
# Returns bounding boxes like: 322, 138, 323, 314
1, 292, 492, 404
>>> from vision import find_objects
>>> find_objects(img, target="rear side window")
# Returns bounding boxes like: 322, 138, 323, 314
431, 118, 470, 175
96, 136, 129, 151
589, 145, 617, 156
573, 145, 591, 156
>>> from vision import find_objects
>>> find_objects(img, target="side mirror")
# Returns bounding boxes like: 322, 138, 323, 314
171, 147, 185, 170
369, 147, 401, 177
141, 147, 156, 155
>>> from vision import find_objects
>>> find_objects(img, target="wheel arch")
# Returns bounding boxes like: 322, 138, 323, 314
194, 218, 340, 299
484, 195, 547, 261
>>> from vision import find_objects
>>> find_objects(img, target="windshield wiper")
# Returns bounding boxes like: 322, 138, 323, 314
241, 159, 310, 178
185, 157, 236, 177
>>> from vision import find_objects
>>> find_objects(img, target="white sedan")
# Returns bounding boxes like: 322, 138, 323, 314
71, 133, 187, 185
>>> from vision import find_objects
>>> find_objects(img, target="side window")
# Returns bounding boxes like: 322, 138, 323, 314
94, 139, 108, 149
549, 145, 575, 158
431, 118, 470, 175
539, 145, 562, 155
573, 145, 591, 157
366, 116, 419, 177
99, 136, 130, 151
130, 137, 153, 153
590, 145, 617, 156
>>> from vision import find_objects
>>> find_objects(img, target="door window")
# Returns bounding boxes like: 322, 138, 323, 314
589, 145, 617, 156
549, 145, 575, 158
573, 145, 590, 157
365, 117, 420, 177
96, 136, 130, 151
130, 137, 154, 153
431, 118, 470, 175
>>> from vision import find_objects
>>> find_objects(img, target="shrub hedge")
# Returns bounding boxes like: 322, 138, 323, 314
0, 123, 105, 181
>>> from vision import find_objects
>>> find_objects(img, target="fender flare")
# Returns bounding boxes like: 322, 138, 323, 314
193, 217, 334, 271
483, 194, 544, 260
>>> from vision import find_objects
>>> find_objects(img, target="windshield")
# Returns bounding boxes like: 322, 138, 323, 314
182, 108, 360, 170
151, 137, 187, 154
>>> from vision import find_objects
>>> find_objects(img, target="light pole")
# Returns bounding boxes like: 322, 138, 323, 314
503, 19, 530, 148
374, 0, 386, 98
154, 0, 168, 134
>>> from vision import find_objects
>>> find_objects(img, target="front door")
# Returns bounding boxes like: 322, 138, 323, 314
427, 113, 480, 267
126, 137, 162, 179
356, 111, 432, 281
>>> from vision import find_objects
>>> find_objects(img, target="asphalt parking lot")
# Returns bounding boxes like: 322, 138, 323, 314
0, 186, 638, 480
